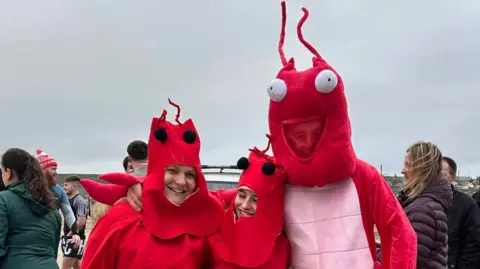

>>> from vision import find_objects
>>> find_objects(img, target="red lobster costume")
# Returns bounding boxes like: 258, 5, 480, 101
206, 137, 291, 268
80, 100, 224, 269
265, 2, 417, 268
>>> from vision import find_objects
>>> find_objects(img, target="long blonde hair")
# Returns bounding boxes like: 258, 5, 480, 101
404, 141, 442, 200
91, 202, 110, 222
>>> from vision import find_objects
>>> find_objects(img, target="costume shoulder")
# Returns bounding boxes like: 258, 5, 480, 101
352, 159, 381, 183
81, 202, 139, 269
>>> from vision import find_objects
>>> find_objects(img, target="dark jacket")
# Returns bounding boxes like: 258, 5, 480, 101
447, 186, 480, 269
398, 176, 453, 269
0, 181, 61, 269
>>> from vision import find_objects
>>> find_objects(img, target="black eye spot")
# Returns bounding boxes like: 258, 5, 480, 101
154, 128, 168, 143
236, 157, 249, 170
183, 130, 197, 144
261, 162, 276, 175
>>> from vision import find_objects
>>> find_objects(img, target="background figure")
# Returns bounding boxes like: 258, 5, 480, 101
91, 202, 110, 223
61, 176, 88, 269
123, 156, 133, 174
399, 141, 452, 269
126, 140, 148, 176
35, 149, 81, 250
0, 148, 61, 269
442, 157, 480, 269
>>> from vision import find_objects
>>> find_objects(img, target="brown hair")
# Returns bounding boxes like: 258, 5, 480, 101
1, 148, 55, 210
442, 156, 457, 177
404, 141, 442, 200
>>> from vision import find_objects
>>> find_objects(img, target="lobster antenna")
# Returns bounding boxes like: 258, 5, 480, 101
158, 109, 168, 123
297, 7, 322, 59
262, 134, 272, 154
168, 98, 182, 124
278, 1, 288, 66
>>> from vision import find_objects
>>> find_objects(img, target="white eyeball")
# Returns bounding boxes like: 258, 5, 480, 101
267, 78, 287, 102
314, 70, 338, 93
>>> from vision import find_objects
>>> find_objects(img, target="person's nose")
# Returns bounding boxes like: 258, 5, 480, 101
174, 173, 188, 186
241, 199, 252, 210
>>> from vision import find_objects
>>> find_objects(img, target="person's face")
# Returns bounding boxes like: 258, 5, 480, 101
44, 166, 57, 186
401, 152, 412, 184
63, 182, 75, 195
442, 160, 455, 181
126, 162, 134, 174
234, 187, 258, 219
1, 167, 12, 187
163, 165, 196, 205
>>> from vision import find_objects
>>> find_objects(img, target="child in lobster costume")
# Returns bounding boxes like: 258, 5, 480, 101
266, 2, 417, 268
206, 137, 290, 268
80, 100, 225, 269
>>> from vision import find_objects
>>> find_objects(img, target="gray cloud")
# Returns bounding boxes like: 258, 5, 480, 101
1, 0, 479, 175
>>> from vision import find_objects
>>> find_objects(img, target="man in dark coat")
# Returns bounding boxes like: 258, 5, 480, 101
443, 156, 480, 269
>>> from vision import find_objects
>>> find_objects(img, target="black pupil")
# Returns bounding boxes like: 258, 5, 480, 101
328, 78, 331, 81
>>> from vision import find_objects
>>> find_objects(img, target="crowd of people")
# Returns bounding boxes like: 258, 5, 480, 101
1, 1, 480, 269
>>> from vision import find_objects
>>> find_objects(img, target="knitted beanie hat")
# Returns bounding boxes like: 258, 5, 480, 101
35, 149, 58, 169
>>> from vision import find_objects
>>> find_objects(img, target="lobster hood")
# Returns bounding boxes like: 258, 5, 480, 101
267, 2, 356, 187
208, 139, 286, 267
141, 100, 224, 239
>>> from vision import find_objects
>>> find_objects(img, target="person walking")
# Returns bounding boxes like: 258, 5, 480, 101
0, 148, 61, 269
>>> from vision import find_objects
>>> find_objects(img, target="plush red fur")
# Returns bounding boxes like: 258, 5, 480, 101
81, 100, 224, 269
207, 140, 290, 268
267, 2, 356, 187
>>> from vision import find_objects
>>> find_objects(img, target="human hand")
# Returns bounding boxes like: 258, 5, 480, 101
71, 234, 81, 249
126, 183, 143, 212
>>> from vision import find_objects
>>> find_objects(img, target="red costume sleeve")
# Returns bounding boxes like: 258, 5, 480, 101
210, 189, 236, 209
81, 203, 136, 269
354, 160, 417, 269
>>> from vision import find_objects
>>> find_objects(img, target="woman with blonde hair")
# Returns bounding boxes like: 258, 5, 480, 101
399, 141, 452, 269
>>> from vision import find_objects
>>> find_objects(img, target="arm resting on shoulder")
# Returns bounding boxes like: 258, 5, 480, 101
370, 169, 417, 269
210, 189, 237, 209
457, 203, 480, 269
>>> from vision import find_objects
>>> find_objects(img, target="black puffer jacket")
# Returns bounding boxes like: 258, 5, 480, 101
447, 186, 480, 269
398, 176, 453, 269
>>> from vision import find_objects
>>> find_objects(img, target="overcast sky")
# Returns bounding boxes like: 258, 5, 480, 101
1, 0, 479, 176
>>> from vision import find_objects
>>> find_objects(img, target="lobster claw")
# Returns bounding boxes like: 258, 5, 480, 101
98, 172, 144, 186
80, 179, 128, 206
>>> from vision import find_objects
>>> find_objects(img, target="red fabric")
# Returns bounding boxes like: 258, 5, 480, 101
268, 2, 355, 187
141, 116, 224, 239
81, 103, 224, 268
267, 3, 417, 268
80, 179, 127, 206
210, 189, 237, 210
208, 235, 290, 269
81, 202, 209, 269
207, 149, 289, 268
352, 159, 417, 269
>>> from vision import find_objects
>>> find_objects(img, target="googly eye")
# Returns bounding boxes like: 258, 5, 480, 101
314, 70, 338, 94
267, 78, 287, 102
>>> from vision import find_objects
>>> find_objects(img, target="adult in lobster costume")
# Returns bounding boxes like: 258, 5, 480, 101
206, 137, 290, 268
266, 2, 417, 268
80, 100, 224, 269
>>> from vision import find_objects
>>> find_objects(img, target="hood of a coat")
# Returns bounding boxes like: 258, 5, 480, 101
7, 181, 49, 216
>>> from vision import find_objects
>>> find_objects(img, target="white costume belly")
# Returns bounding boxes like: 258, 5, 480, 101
284, 178, 373, 269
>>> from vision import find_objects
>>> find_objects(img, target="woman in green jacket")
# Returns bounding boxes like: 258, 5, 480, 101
0, 148, 61, 269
